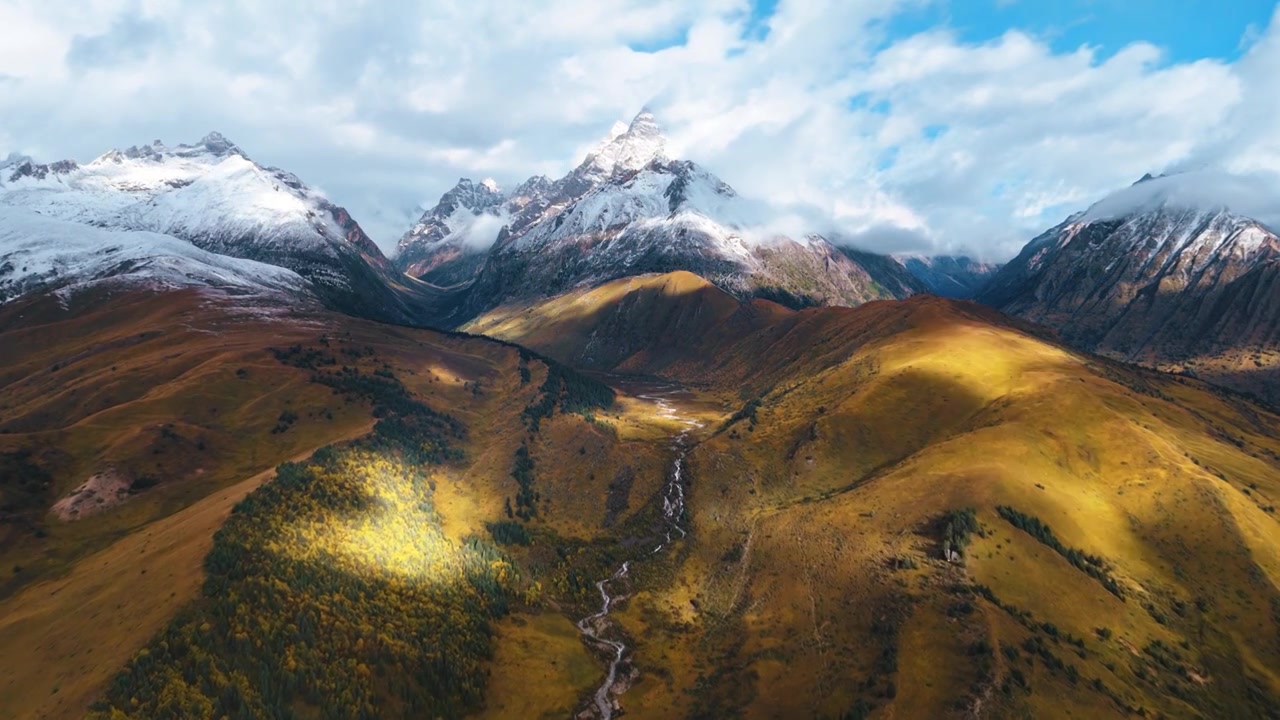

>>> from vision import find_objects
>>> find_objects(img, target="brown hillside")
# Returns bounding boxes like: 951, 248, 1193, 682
6, 272, 1280, 719
469, 271, 1280, 718
0, 287, 681, 719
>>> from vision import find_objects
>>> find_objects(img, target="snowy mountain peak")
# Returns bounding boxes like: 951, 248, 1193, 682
393, 107, 926, 316
393, 176, 510, 282
434, 178, 505, 216
513, 175, 552, 198
628, 106, 661, 135
0, 133, 442, 322
197, 131, 239, 156
85, 131, 249, 171
0, 152, 38, 185
581, 108, 669, 182
980, 168, 1280, 376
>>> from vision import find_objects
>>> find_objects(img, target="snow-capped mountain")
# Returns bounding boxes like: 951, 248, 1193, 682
896, 255, 1002, 298
394, 110, 675, 286
398, 109, 922, 319
0, 134, 436, 323
0, 206, 306, 304
979, 171, 1280, 385
395, 177, 505, 285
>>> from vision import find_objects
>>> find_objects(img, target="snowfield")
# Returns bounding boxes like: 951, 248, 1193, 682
0, 206, 306, 304
0, 133, 423, 321
0, 134, 348, 259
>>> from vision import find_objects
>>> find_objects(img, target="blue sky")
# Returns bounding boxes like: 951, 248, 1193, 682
3, 0, 1278, 259
885, 0, 1276, 61
639, 1, 1279, 60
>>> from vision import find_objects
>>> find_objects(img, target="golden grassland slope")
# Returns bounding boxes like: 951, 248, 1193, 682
619, 296, 1280, 718
0, 431, 374, 720
465, 271, 1280, 718
0, 287, 690, 719
6, 269, 1280, 718
462, 271, 788, 373
0, 288, 375, 598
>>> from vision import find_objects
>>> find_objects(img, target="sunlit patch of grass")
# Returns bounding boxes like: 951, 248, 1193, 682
264, 449, 515, 586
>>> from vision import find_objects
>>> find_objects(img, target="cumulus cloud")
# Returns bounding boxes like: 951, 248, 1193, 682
1, 0, 1278, 260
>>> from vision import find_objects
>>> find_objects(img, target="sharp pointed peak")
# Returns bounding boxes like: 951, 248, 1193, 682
1081, 168, 1280, 226
628, 106, 662, 133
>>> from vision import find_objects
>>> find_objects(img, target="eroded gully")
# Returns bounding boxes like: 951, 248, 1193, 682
576, 389, 702, 720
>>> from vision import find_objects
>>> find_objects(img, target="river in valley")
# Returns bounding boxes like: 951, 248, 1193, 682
576, 386, 702, 719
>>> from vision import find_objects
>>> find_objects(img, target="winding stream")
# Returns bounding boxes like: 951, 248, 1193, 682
576, 388, 701, 719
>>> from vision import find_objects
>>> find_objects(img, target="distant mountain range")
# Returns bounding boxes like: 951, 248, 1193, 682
1, 118, 1001, 330
896, 255, 1002, 298
8, 118, 1278, 404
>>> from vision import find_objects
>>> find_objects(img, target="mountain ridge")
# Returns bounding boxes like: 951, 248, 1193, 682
0, 132, 442, 324
395, 109, 927, 323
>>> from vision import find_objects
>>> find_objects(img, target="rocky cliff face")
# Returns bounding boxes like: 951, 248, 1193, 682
394, 177, 504, 285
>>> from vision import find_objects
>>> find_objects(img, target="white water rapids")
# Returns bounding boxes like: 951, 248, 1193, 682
575, 389, 701, 719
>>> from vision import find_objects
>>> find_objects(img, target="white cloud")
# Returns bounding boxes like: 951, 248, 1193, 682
1, 0, 1278, 260
1081, 170, 1280, 229
455, 212, 510, 250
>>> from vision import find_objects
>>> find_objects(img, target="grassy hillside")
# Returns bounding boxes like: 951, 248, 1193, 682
0, 435, 374, 720
8, 273, 1280, 718
462, 271, 769, 372
0, 288, 383, 601
618, 295, 1280, 718
0, 288, 681, 718
468, 272, 1280, 718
